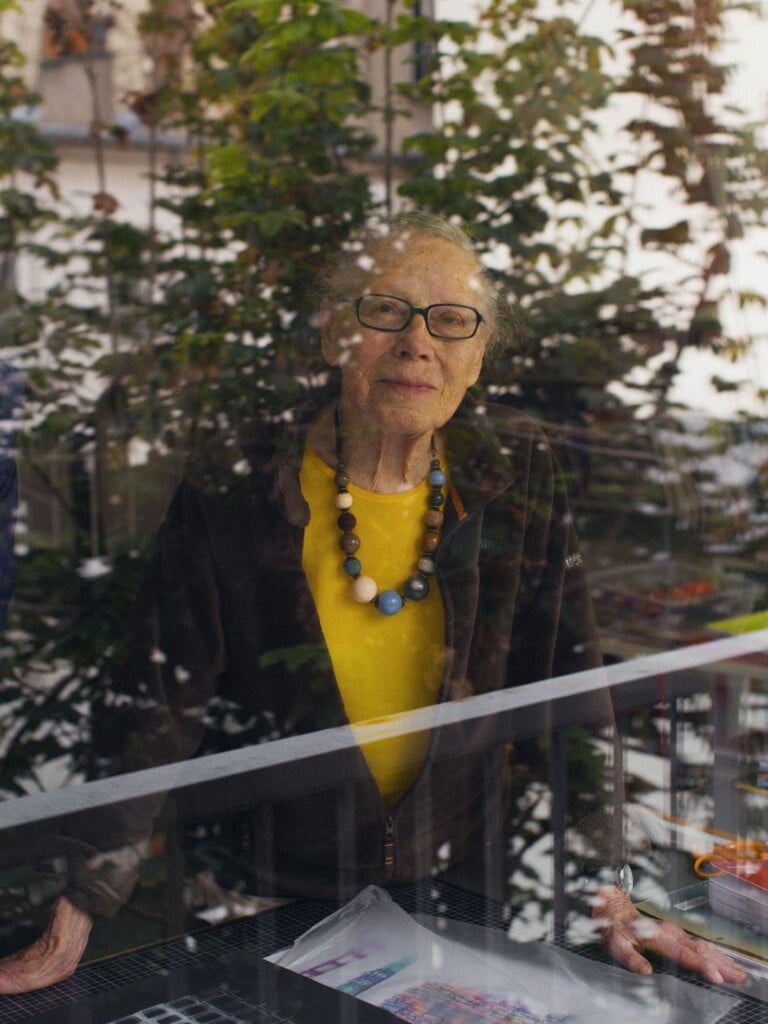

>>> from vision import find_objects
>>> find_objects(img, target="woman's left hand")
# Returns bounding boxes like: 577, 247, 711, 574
594, 885, 748, 985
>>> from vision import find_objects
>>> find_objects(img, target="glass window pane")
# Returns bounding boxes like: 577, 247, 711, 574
1, 0, 767, 1019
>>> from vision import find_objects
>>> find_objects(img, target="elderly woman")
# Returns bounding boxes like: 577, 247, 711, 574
0, 213, 746, 993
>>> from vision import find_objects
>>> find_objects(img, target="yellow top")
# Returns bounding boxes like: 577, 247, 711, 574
300, 444, 445, 808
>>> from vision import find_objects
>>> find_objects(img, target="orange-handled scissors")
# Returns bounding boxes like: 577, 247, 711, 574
694, 839, 768, 878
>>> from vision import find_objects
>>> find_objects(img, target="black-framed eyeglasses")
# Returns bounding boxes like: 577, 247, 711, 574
354, 293, 484, 341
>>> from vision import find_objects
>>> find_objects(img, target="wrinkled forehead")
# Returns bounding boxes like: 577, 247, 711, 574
344, 231, 485, 298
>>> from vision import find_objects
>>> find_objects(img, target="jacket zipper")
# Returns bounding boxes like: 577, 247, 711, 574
383, 815, 396, 880
378, 512, 466, 883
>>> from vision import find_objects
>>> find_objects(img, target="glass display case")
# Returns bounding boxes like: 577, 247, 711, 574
1, 628, 767, 1023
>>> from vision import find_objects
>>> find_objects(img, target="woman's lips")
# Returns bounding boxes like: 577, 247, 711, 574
380, 378, 436, 393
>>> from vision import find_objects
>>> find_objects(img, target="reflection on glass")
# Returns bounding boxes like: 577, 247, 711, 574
0, 0, 767, 1018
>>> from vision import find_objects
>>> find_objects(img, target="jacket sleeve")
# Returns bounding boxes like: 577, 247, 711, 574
64, 480, 228, 917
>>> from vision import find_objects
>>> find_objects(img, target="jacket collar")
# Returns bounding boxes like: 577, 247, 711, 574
443, 394, 517, 518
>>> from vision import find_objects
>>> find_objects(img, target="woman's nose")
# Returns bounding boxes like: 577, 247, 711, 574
395, 313, 434, 358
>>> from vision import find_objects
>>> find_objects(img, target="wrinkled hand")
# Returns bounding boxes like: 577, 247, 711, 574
0, 896, 92, 995
594, 885, 747, 985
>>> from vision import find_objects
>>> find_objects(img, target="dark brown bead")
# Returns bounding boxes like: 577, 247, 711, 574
339, 532, 360, 554
422, 531, 440, 553
335, 470, 350, 488
425, 509, 444, 529
405, 575, 429, 601
337, 511, 356, 531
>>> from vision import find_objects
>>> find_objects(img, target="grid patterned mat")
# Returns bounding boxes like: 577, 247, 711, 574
0, 883, 764, 1024
0, 898, 333, 1024
106, 989, 272, 1024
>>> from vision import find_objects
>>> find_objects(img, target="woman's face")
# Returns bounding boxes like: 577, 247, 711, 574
322, 234, 490, 441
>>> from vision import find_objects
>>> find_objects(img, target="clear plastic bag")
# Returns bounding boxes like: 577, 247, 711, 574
270, 886, 737, 1024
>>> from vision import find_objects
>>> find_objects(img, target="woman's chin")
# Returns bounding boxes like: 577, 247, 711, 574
367, 409, 444, 441
345, 394, 454, 441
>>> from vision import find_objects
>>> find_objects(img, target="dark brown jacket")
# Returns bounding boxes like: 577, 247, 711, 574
67, 399, 609, 916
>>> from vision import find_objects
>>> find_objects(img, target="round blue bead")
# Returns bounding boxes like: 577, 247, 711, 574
428, 468, 447, 488
343, 557, 361, 576
377, 590, 403, 615
404, 575, 429, 601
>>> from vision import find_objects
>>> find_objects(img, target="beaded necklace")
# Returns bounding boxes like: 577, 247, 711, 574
333, 409, 446, 616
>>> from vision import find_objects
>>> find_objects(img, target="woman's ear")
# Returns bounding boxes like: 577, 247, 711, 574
320, 303, 362, 368
319, 304, 342, 367
467, 337, 486, 388
470, 351, 483, 387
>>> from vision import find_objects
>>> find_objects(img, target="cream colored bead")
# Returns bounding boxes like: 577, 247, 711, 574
351, 576, 377, 603
335, 492, 353, 510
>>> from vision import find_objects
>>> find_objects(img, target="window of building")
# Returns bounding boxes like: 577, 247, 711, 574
39, 2, 115, 127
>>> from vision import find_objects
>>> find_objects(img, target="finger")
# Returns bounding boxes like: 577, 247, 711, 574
0, 946, 55, 995
714, 957, 749, 985
629, 921, 747, 985
604, 926, 654, 976
671, 942, 747, 985
0, 945, 81, 994
0, 898, 92, 994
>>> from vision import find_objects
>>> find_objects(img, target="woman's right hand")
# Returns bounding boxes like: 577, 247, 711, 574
0, 895, 92, 994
